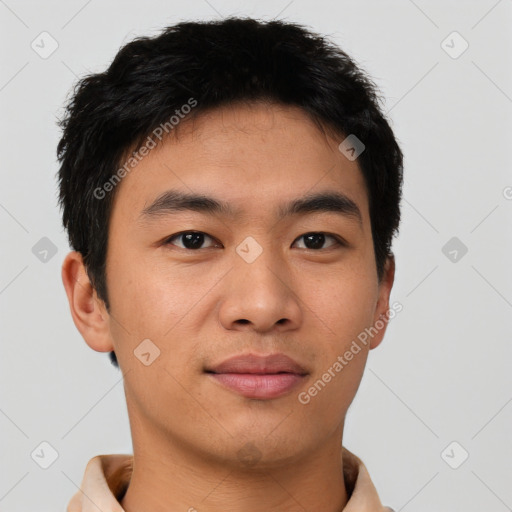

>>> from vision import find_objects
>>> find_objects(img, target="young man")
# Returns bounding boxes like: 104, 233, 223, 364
58, 17, 402, 512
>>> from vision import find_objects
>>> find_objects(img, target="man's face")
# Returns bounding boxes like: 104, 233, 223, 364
100, 102, 393, 466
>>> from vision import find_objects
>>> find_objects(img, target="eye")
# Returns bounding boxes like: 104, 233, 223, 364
163, 231, 220, 250
162, 231, 345, 251
292, 232, 345, 250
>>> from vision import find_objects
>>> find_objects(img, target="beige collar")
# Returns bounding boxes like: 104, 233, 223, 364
67, 447, 393, 512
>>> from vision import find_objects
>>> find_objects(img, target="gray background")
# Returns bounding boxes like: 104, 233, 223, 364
1, 0, 511, 511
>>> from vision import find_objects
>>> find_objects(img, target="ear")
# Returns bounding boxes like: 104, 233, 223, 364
61, 251, 114, 353
369, 254, 396, 350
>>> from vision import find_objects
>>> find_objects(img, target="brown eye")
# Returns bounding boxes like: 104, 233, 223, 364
164, 231, 219, 250
293, 232, 344, 250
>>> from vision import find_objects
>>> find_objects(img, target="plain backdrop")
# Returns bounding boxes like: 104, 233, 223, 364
1, 1, 511, 511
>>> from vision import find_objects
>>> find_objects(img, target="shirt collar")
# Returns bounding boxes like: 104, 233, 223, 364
67, 447, 393, 512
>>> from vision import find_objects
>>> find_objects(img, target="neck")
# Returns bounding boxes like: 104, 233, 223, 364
120, 426, 348, 512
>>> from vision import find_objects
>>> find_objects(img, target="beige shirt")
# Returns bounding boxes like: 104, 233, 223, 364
67, 447, 394, 512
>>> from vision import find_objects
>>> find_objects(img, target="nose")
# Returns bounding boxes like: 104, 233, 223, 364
217, 244, 303, 334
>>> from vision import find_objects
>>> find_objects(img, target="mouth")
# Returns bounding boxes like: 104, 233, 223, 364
205, 353, 309, 400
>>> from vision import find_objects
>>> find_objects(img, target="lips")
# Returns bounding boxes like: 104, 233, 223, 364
208, 353, 308, 375
206, 353, 308, 400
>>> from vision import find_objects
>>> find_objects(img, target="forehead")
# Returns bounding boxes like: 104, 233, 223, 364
110, 102, 370, 227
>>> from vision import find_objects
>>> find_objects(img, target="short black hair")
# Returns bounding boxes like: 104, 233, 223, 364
56, 17, 403, 369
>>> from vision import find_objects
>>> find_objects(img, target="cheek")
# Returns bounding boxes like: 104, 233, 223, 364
106, 251, 182, 330
106, 256, 210, 374
306, 270, 377, 346
299, 272, 375, 412
308, 352, 368, 431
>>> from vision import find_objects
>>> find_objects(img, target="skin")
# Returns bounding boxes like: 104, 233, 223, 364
62, 101, 395, 512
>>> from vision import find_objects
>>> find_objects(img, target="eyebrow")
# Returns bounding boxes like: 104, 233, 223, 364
138, 189, 363, 226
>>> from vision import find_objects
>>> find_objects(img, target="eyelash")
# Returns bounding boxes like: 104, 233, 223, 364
162, 231, 346, 251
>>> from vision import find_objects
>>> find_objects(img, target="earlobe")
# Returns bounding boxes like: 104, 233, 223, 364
61, 251, 114, 353
369, 255, 396, 350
